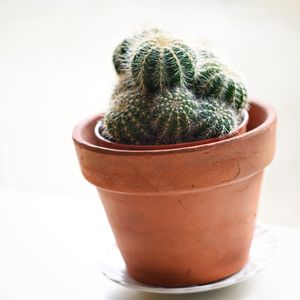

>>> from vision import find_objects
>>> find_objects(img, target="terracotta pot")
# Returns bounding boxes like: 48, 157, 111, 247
72, 100, 276, 287
93, 110, 249, 150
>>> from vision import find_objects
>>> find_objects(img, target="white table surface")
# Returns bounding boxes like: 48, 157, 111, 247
0, 188, 299, 300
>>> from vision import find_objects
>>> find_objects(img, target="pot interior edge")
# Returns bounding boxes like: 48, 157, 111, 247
72, 100, 276, 155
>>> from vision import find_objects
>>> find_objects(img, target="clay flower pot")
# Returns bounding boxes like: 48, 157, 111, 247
72, 100, 276, 287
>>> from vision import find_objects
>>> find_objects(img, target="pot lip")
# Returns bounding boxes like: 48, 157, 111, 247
93, 110, 248, 150
72, 99, 276, 156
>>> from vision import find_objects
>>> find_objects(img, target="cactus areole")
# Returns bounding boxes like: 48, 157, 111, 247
73, 28, 276, 288
96, 29, 250, 147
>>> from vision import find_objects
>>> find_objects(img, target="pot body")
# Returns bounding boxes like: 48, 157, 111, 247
98, 172, 262, 286
73, 101, 276, 287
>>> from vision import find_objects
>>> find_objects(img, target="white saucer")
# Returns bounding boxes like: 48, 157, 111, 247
99, 224, 277, 294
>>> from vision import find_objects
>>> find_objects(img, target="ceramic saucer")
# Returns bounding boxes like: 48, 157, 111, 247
99, 224, 277, 294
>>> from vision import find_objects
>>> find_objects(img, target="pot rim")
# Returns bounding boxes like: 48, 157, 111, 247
93, 110, 248, 150
72, 100, 276, 156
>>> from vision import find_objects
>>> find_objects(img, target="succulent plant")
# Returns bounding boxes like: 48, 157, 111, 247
194, 60, 248, 112
196, 100, 237, 139
100, 29, 249, 146
150, 89, 200, 144
112, 29, 164, 76
130, 35, 197, 93
103, 89, 153, 145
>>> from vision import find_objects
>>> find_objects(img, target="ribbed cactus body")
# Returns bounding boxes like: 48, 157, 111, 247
113, 29, 164, 76
197, 100, 237, 139
103, 90, 153, 145
150, 89, 200, 144
131, 37, 197, 93
113, 38, 132, 75
195, 61, 248, 112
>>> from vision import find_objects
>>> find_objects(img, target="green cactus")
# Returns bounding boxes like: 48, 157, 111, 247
112, 29, 164, 76
194, 60, 248, 112
131, 35, 197, 93
150, 89, 200, 144
112, 38, 132, 75
103, 89, 153, 145
196, 100, 237, 139
99, 29, 249, 146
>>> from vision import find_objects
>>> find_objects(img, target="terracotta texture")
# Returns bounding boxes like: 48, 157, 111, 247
73, 100, 276, 287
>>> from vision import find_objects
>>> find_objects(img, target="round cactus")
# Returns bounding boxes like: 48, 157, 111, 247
194, 61, 248, 112
103, 89, 153, 145
150, 89, 200, 144
131, 35, 197, 93
196, 100, 237, 139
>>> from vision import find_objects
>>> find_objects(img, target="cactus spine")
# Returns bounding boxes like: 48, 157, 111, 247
100, 29, 249, 145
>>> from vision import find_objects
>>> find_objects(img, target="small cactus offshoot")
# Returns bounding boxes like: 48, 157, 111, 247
197, 100, 237, 139
150, 89, 200, 144
194, 60, 248, 112
103, 90, 153, 145
99, 29, 249, 145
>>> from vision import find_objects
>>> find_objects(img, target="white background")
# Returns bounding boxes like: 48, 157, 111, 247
1, 0, 300, 226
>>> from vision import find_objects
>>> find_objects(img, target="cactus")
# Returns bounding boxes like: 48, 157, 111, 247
98, 29, 249, 146
113, 38, 132, 75
131, 35, 197, 93
150, 89, 200, 144
196, 100, 237, 139
112, 29, 164, 76
194, 60, 248, 112
103, 89, 153, 145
